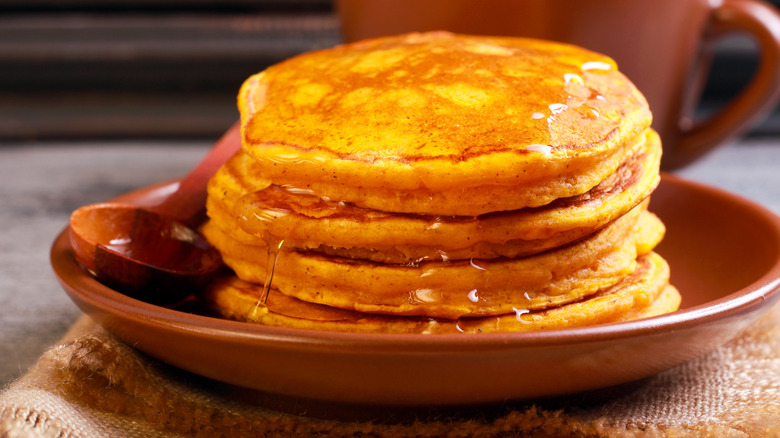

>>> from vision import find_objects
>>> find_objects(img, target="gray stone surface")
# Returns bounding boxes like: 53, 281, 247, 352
675, 141, 780, 216
0, 138, 778, 388
0, 141, 208, 387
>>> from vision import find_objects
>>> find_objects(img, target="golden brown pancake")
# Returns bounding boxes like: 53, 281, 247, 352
206, 129, 660, 263
237, 31, 652, 215
199, 31, 678, 332
201, 204, 664, 319
202, 252, 677, 334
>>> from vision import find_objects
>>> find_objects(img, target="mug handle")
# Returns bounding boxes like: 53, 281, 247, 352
668, 0, 780, 169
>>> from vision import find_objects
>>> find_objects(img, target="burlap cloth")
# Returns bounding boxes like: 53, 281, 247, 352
1, 302, 778, 438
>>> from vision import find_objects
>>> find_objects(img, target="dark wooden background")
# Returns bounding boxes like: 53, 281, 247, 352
0, 0, 340, 140
1, 0, 778, 140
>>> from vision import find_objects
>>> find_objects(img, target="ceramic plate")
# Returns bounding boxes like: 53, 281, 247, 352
51, 173, 780, 406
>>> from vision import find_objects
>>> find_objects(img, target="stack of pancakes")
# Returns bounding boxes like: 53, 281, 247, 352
200, 32, 680, 334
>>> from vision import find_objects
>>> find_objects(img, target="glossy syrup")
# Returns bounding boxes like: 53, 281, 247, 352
523, 61, 608, 157
248, 238, 284, 321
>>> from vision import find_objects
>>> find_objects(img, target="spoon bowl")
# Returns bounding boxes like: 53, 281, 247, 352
69, 203, 223, 303
68, 122, 241, 303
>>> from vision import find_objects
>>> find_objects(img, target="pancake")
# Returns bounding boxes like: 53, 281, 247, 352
202, 252, 677, 334
206, 129, 661, 263
201, 203, 664, 319
199, 31, 679, 332
237, 31, 652, 215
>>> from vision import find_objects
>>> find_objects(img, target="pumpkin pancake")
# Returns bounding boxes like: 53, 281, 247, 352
206, 129, 660, 263
200, 31, 678, 332
238, 31, 652, 215
201, 203, 664, 319
201, 252, 677, 334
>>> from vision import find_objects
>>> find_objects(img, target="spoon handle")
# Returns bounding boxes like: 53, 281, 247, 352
151, 121, 242, 226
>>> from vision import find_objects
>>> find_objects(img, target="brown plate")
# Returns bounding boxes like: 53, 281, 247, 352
50, 173, 780, 406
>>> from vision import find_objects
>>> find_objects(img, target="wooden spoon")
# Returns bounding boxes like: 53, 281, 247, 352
69, 122, 241, 304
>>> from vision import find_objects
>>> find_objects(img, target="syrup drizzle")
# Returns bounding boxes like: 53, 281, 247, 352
248, 238, 284, 321
512, 307, 532, 324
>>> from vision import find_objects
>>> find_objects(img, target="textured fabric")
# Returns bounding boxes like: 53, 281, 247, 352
1, 303, 778, 438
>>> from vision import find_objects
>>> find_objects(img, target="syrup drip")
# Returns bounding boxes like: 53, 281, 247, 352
512, 307, 532, 324
563, 72, 584, 86
548, 103, 568, 114
526, 144, 553, 157
408, 288, 441, 305
469, 258, 486, 271
581, 61, 613, 72
248, 238, 284, 321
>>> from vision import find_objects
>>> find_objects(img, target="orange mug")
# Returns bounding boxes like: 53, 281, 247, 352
337, 0, 780, 169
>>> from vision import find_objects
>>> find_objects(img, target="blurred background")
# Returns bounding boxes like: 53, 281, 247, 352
1, 0, 779, 141
0, 0, 339, 140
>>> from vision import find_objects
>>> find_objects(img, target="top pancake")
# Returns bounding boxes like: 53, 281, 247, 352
238, 31, 652, 212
